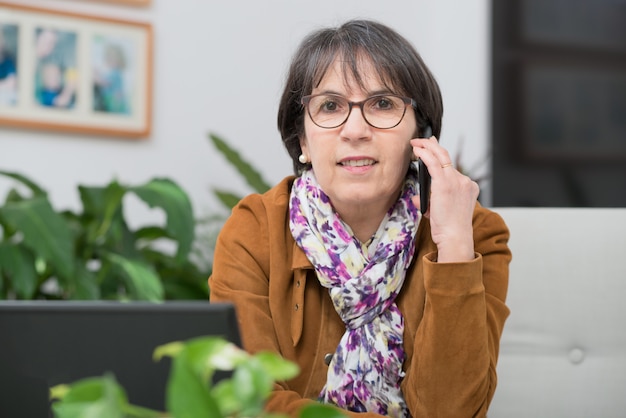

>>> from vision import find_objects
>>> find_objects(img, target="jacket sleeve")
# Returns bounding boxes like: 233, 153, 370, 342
402, 207, 511, 417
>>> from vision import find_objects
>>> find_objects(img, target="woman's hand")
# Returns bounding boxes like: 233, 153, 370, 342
410, 136, 479, 263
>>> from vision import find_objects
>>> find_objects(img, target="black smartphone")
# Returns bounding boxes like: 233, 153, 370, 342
417, 125, 433, 215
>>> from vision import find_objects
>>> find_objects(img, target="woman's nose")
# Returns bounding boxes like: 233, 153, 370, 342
341, 105, 371, 138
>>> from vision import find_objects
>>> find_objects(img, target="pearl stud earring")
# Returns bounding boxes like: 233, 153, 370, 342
298, 154, 309, 164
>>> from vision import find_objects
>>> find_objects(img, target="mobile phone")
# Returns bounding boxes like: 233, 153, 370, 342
418, 125, 433, 215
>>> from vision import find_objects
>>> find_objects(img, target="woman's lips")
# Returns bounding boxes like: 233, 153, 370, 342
339, 158, 376, 167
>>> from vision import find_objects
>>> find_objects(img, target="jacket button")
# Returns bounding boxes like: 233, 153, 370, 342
294, 304, 299, 311
324, 353, 333, 366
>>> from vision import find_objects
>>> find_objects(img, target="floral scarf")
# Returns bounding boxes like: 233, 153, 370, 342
289, 169, 420, 417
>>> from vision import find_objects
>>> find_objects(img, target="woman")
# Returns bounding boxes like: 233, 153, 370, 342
209, 19, 511, 418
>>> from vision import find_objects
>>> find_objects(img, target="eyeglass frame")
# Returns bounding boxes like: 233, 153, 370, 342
300, 93, 418, 130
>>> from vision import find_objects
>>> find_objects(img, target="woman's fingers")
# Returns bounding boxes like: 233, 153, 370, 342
410, 136, 479, 262
411, 137, 453, 175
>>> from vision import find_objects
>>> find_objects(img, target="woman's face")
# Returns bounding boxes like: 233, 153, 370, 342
299, 58, 417, 217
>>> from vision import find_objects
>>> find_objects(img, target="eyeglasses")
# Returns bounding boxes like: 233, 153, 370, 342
301, 93, 417, 129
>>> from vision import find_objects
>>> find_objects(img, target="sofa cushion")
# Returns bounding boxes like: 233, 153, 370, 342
489, 208, 626, 417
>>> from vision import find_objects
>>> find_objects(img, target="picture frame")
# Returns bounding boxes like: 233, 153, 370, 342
87, 0, 152, 6
0, 2, 152, 138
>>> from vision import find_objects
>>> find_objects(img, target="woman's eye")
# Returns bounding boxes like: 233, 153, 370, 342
373, 98, 394, 110
320, 98, 345, 113
322, 101, 338, 111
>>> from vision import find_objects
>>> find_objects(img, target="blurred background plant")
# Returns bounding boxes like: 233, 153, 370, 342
50, 335, 346, 418
452, 135, 491, 200
0, 133, 271, 301
0, 171, 208, 301
195, 132, 271, 277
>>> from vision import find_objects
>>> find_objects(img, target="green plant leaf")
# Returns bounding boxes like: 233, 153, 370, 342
122, 403, 165, 418
105, 253, 164, 301
161, 337, 257, 418
130, 178, 194, 264
50, 374, 127, 418
153, 341, 185, 362
0, 170, 47, 197
210, 379, 240, 416
166, 345, 222, 418
0, 243, 38, 298
78, 181, 127, 242
209, 133, 271, 194
51, 374, 163, 418
212, 189, 243, 210
140, 247, 208, 300
157, 337, 245, 387
49, 384, 71, 401
163, 281, 208, 301
2, 188, 27, 207
134, 226, 171, 241
256, 351, 301, 381
77, 182, 143, 276
183, 336, 243, 374
298, 403, 348, 418
68, 261, 100, 300
230, 359, 273, 417
0, 196, 74, 281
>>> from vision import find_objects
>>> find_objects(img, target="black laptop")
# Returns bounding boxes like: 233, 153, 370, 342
0, 301, 241, 417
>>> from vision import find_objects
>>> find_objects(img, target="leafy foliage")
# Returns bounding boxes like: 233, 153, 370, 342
0, 171, 208, 300
209, 132, 272, 208
0, 133, 272, 300
50, 336, 346, 418
196, 133, 274, 276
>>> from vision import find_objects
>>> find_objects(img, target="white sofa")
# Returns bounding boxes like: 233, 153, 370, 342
488, 208, 626, 418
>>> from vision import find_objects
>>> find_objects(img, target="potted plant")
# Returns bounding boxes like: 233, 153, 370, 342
0, 171, 208, 301
50, 336, 346, 418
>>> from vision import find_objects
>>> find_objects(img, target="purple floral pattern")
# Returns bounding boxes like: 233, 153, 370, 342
289, 169, 421, 417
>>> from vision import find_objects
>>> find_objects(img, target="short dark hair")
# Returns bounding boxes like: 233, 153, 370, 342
277, 19, 444, 175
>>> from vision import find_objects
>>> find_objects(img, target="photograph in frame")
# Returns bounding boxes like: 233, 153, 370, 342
0, 2, 152, 138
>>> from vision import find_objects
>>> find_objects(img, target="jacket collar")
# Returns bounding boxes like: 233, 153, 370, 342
291, 239, 313, 270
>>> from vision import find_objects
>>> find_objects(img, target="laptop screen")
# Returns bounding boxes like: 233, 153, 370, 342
0, 301, 241, 417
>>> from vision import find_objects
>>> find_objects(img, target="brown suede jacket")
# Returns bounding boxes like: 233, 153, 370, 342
209, 176, 511, 418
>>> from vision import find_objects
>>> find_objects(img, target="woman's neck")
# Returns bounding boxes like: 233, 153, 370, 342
335, 203, 389, 244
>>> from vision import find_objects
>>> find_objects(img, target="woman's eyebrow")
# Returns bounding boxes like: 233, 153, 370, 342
316, 90, 343, 96
311, 88, 395, 97
367, 89, 396, 96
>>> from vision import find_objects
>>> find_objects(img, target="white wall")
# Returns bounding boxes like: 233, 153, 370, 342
0, 0, 491, 223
